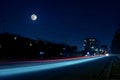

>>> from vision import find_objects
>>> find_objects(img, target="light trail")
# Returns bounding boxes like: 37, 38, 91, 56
29, 56, 95, 63
0, 56, 106, 77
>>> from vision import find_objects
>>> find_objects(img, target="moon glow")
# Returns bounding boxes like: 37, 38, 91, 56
31, 14, 37, 21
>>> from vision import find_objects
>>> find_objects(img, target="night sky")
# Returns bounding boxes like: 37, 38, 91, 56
0, 0, 120, 50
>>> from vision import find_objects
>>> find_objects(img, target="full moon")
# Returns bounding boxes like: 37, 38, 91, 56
31, 14, 37, 21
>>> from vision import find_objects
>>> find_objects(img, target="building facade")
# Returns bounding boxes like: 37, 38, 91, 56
100, 45, 108, 54
83, 38, 100, 55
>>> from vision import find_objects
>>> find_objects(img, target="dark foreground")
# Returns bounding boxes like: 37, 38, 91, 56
0, 56, 113, 80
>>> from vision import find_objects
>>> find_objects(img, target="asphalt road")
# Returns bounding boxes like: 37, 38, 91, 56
0, 56, 113, 80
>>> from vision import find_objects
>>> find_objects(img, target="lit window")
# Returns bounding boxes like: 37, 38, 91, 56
90, 39, 95, 41
95, 49, 98, 51
29, 43, 32, 47
83, 44, 86, 46
87, 52, 90, 55
60, 53, 63, 55
91, 46, 94, 49
89, 39, 92, 41
63, 48, 66, 50
40, 52, 45, 55
84, 40, 87, 43
14, 37, 17, 40
105, 51, 107, 53
92, 39, 95, 41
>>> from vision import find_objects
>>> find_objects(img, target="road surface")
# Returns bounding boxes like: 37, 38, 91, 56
0, 56, 113, 80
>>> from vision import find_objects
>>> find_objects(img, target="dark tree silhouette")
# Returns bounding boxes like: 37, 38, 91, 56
0, 33, 78, 60
110, 24, 120, 54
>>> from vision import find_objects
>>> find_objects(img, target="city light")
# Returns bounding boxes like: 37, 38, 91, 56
14, 37, 17, 40
95, 48, 98, 52
84, 40, 87, 43
90, 39, 95, 41
87, 52, 90, 55
91, 46, 94, 49
60, 52, 63, 55
63, 47, 66, 51
83, 44, 86, 46
29, 43, 33, 47
39, 52, 45, 55
105, 54, 109, 56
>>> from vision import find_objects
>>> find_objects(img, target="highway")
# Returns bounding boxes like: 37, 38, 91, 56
0, 56, 113, 80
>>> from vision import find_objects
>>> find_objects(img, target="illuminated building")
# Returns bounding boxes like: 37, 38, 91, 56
83, 38, 100, 55
100, 45, 108, 54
